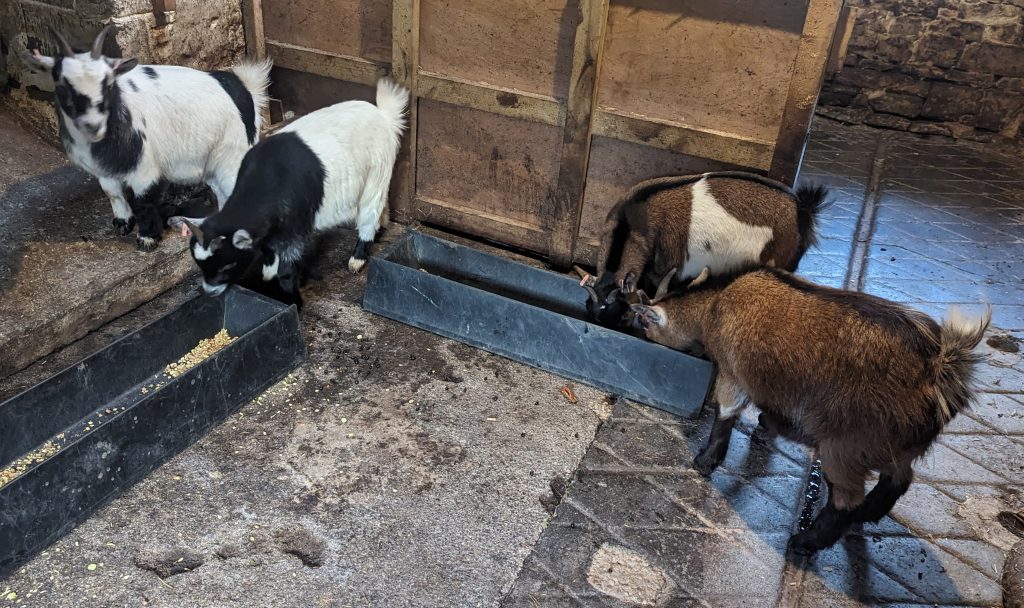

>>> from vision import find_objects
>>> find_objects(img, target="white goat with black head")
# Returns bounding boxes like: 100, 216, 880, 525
173, 78, 409, 307
25, 26, 270, 250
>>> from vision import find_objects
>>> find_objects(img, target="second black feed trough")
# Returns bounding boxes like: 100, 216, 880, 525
362, 230, 714, 417
0, 287, 306, 579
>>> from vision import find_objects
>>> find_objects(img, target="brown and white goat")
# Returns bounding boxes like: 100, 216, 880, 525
631, 267, 990, 553
583, 172, 828, 327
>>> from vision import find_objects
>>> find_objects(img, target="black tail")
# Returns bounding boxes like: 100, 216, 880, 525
794, 183, 830, 258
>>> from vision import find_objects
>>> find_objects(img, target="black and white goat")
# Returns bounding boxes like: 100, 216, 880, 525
173, 78, 409, 304
25, 26, 270, 250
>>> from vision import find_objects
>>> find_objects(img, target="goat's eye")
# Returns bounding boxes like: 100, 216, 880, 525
220, 263, 237, 272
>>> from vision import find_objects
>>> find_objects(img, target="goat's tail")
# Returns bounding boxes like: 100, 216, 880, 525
375, 78, 410, 140
793, 183, 830, 258
933, 306, 991, 424
231, 58, 273, 133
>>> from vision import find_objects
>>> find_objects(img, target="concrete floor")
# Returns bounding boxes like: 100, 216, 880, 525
1, 117, 1022, 607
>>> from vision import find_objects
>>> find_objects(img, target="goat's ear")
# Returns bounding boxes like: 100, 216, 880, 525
172, 216, 206, 240
23, 49, 56, 71
637, 291, 651, 306
630, 304, 666, 329
232, 229, 254, 250
107, 57, 138, 75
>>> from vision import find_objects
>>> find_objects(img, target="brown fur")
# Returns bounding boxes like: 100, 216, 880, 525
637, 268, 990, 542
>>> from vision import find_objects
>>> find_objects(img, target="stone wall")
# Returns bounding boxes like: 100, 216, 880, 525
818, 0, 1024, 143
0, 0, 245, 142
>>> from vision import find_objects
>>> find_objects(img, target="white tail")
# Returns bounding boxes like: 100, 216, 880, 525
230, 58, 273, 134
375, 78, 410, 141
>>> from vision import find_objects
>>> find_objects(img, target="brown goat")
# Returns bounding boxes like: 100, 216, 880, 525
584, 171, 828, 327
632, 267, 991, 553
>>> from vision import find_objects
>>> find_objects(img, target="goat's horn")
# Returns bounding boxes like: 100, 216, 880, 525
49, 27, 75, 57
689, 267, 710, 288
182, 219, 204, 243
654, 267, 677, 301
583, 285, 600, 303
92, 24, 114, 59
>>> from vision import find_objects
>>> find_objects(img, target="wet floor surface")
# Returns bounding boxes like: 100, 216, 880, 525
504, 118, 1024, 607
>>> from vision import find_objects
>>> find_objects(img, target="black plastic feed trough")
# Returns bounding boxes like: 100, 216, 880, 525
0, 287, 306, 579
363, 230, 714, 417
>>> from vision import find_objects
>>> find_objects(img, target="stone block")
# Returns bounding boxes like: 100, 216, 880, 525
959, 42, 1024, 77
870, 90, 925, 117
976, 90, 1024, 131
909, 121, 954, 136
997, 76, 1024, 92
912, 33, 967, 68
864, 112, 913, 130
820, 84, 861, 106
960, 1, 1024, 26
947, 68, 997, 87
984, 22, 1024, 45
921, 82, 983, 121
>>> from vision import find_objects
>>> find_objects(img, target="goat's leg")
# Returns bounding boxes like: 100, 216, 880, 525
276, 259, 304, 310
854, 462, 913, 524
790, 455, 866, 553
757, 410, 815, 446
693, 375, 745, 476
614, 234, 652, 291
129, 181, 169, 252
99, 177, 135, 236
349, 182, 389, 273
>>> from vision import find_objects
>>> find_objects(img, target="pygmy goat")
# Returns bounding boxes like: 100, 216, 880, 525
25, 26, 270, 250
174, 78, 409, 303
583, 172, 828, 327
632, 267, 990, 553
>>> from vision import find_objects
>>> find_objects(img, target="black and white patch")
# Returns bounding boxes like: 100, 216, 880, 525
142, 66, 158, 79
209, 70, 257, 144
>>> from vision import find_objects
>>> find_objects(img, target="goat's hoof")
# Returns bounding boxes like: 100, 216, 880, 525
136, 236, 159, 252
692, 450, 721, 477
112, 216, 136, 236
348, 257, 367, 273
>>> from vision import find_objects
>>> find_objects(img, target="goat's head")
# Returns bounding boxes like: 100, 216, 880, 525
174, 217, 260, 296
581, 267, 678, 329
25, 26, 138, 143
629, 267, 710, 349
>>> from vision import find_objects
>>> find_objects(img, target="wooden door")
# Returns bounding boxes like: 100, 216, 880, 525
243, 0, 843, 267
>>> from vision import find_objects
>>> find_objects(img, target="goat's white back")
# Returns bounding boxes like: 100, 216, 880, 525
280, 100, 404, 234
682, 177, 774, 280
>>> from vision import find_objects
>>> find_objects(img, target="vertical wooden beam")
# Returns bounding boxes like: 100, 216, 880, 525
390, 0, 421, 222
240, 0, 266, 60
546, 0, 610, 269
770, 0, 844, 186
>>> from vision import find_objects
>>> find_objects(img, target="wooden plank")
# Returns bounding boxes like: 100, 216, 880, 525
419, 0, 578, 99
262, 0, 393, 64
599, 1, 807, 145
770, 0, 844, 185
414, 99, 562, 230
390, 0, 420, 221
546, 0, 609, 268
266, 40, 387, 86
240, 0, 266, 60
827, 4, 855, 77
411, 197, 547, 254
592, 109, 774, 171
417, 71, 563, 126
